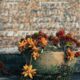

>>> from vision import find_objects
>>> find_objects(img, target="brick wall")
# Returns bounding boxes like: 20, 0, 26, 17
0, 0, 80, 48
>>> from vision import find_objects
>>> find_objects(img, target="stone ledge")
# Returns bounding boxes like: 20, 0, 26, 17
0, 47, 19, 54
0, 74, 80, 80
0, 76, 18, 80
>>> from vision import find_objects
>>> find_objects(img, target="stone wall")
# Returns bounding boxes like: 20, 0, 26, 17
0, 0, 80, 48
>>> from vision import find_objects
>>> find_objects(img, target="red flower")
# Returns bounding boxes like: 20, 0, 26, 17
76, 41, 80, 47
39, 31, 44, 36
52, 37, 59, 45
56, 29, 65, 38
75, 52, 80, 57
44, 34, 48, 39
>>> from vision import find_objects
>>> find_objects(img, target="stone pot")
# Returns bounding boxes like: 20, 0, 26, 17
32, 51, 76, 74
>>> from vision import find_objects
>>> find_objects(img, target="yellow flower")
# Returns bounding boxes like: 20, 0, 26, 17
22, 65, 36, 79
32, 51, 40, 60
23, 64, 28, 70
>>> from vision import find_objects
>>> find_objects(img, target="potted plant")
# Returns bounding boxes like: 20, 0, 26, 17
18, 29, 80, 79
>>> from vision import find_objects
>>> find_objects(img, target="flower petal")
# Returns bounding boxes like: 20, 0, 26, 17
32, 69, 37, 72
29, 65, 32, 70
29, 73, 33, 79
23, 64, 28, 70
24, 73, 28, 77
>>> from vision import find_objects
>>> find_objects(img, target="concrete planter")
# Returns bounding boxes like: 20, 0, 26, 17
32, 51, 76, 74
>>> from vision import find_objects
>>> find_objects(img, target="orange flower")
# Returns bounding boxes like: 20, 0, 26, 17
66, 48, 75, 60
40, 37, 48, 46
27, 38, 34, 45
18, 41, 26, 52
18, 41, 25, 48
24, 39, 28, 45
27, 38, 35, 47
33, 40, 38, 46
32, 51, 40, 60
32, 46, 39, 52
22, 65, 36, 79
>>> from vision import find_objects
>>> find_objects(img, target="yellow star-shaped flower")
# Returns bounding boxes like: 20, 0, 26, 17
22, 65, 37, 79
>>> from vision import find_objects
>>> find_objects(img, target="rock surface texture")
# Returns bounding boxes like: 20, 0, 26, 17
0, 0, 80, 48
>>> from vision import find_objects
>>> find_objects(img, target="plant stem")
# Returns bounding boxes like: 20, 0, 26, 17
30, 55, 32, 65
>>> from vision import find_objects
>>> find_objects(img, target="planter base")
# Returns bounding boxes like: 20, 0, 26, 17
32, 51, 76, 74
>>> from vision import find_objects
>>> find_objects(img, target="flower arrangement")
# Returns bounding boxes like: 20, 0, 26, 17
18, 29, 80, 79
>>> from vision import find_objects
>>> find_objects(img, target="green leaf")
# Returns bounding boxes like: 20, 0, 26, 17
40, 49, 44, 54
66, 42, 72, 47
